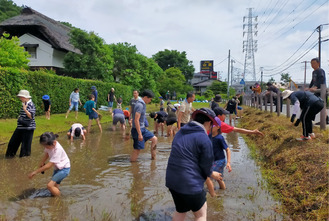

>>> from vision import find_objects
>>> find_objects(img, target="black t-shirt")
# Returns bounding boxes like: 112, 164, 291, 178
309, 68, 326, 96
108, 91, 115, 102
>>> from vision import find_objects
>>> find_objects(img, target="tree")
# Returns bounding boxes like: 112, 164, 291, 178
157, 67, 192, 96
207, 81, 228, 95
63, 28, 114, 81
0, 0, 21, 23
152, 49, 195, 82
108, 42, 163, 93
280, 73, 291, 86
0, 33, 29, 68
268, 77, 276, 84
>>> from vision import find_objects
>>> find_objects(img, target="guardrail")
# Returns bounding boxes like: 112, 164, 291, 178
243, 84, 328, 130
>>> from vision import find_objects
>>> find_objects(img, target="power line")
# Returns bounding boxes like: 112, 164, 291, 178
263, 29, 317, 72
263, 41, 318, 76
259, 0, 327, 48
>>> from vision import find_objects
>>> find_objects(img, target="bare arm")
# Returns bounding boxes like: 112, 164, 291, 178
233, 127, 264, 136
134, 112, 143, 141
225, 148, 232, 172
177, 111, 183, 130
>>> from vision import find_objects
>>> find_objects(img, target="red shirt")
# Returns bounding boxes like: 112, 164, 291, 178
221, 121, 234, 133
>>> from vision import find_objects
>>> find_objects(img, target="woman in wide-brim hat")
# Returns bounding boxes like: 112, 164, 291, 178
6, 90, 36, 158
282, 89, 324, 141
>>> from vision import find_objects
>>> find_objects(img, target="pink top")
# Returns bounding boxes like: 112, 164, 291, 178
44, 141, 70, 170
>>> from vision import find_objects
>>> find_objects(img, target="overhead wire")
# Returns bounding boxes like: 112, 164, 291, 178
263, 40, 318, 76
263, 29, 317, 71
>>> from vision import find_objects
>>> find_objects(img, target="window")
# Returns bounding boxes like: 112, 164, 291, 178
21, 43, 39, 59
25, 47, 37, 59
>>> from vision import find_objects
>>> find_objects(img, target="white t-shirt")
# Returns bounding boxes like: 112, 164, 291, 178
44, 141, 70, 170
71, 123, 84, 137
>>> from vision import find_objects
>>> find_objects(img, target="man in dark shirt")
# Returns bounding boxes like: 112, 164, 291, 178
150, 110, 168, 136
307, 58, 328, 124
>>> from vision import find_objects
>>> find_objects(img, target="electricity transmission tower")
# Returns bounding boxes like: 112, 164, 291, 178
243, 8, 258, 81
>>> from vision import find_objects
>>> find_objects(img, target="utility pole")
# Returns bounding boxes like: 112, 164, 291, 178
227, 50, 231, 98
301, 61, 308, 89
260, 67, 263, 90
317, 25, 322, 66
231, 59, 235, 86
243, 8, 258, 81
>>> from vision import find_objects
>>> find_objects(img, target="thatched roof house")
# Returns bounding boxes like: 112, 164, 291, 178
0, 7, 80, 71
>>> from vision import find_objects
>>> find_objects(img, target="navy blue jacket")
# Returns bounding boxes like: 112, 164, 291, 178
166, 121, 214, 195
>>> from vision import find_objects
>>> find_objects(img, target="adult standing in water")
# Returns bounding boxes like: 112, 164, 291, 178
129, 89, 140, 125
166, 108, 222, 220
130, 90, 157, 162
177, 92, 195, 130
6, 90, 36, 158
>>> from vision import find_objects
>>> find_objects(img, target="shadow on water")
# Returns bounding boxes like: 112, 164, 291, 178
0, 117, 283, 220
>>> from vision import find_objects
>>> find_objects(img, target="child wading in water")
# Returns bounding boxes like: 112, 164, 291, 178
28, 132, 71, 196
83, 94, 102, 133
206, 117, 232, 197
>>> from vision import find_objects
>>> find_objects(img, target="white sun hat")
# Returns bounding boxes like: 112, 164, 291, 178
17, 90, 31, 98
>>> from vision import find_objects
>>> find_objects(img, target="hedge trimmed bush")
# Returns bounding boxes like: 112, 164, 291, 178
0, 67, 133, 118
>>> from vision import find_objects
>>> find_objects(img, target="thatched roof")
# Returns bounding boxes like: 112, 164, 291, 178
0, 7, 80, 54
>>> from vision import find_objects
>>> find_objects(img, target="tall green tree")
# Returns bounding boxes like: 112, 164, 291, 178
0, 33, 29, 68
0, 0, 21, 23
157, 67, 193, 96
152, 49, 195, 82
109, 42, 163, 93
63, 28, 114, 81
108, 42, 139, 82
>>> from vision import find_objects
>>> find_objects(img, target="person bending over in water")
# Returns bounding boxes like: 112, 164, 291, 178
28, 132, 71, 196
67, 123, 86, 141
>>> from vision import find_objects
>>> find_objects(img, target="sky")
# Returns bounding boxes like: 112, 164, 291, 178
12, 0, 329, 85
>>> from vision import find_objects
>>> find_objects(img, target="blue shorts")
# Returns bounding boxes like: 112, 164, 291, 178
69, 102, 79, 111
89, 111, 98, 120
211, 159, 226, 177
237, 106, 243, 110
52, 167, 70, 184
131, 127, 154, 150
108, 101, 114, 107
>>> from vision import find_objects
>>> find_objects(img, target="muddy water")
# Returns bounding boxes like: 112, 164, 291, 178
0, 119, 283, 220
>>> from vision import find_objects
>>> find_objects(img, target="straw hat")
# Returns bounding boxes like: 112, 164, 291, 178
282, 90, 294, 99
17, 90, 31, 98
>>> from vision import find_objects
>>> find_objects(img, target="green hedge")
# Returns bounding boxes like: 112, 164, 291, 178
0, 67, 133, 118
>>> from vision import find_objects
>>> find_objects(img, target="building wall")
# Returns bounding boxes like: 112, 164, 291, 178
19, 33, 65, 68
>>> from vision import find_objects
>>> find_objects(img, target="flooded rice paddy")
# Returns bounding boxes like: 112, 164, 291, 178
0, 118, 283, 220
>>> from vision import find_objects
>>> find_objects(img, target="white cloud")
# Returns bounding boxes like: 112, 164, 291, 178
11, 0, 329, 84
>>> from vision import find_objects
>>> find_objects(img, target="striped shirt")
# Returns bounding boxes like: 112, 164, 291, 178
17, 99, 36, 130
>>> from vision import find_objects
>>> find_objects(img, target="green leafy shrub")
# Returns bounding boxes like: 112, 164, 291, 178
0, 67, 133, 118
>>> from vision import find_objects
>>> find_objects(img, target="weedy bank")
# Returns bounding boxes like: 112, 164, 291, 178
239, 107, 328, 220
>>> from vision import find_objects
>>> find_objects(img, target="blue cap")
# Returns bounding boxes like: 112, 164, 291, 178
91, 86, 96, 90
159, 96, 163, 99
42, 95, 50, 100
